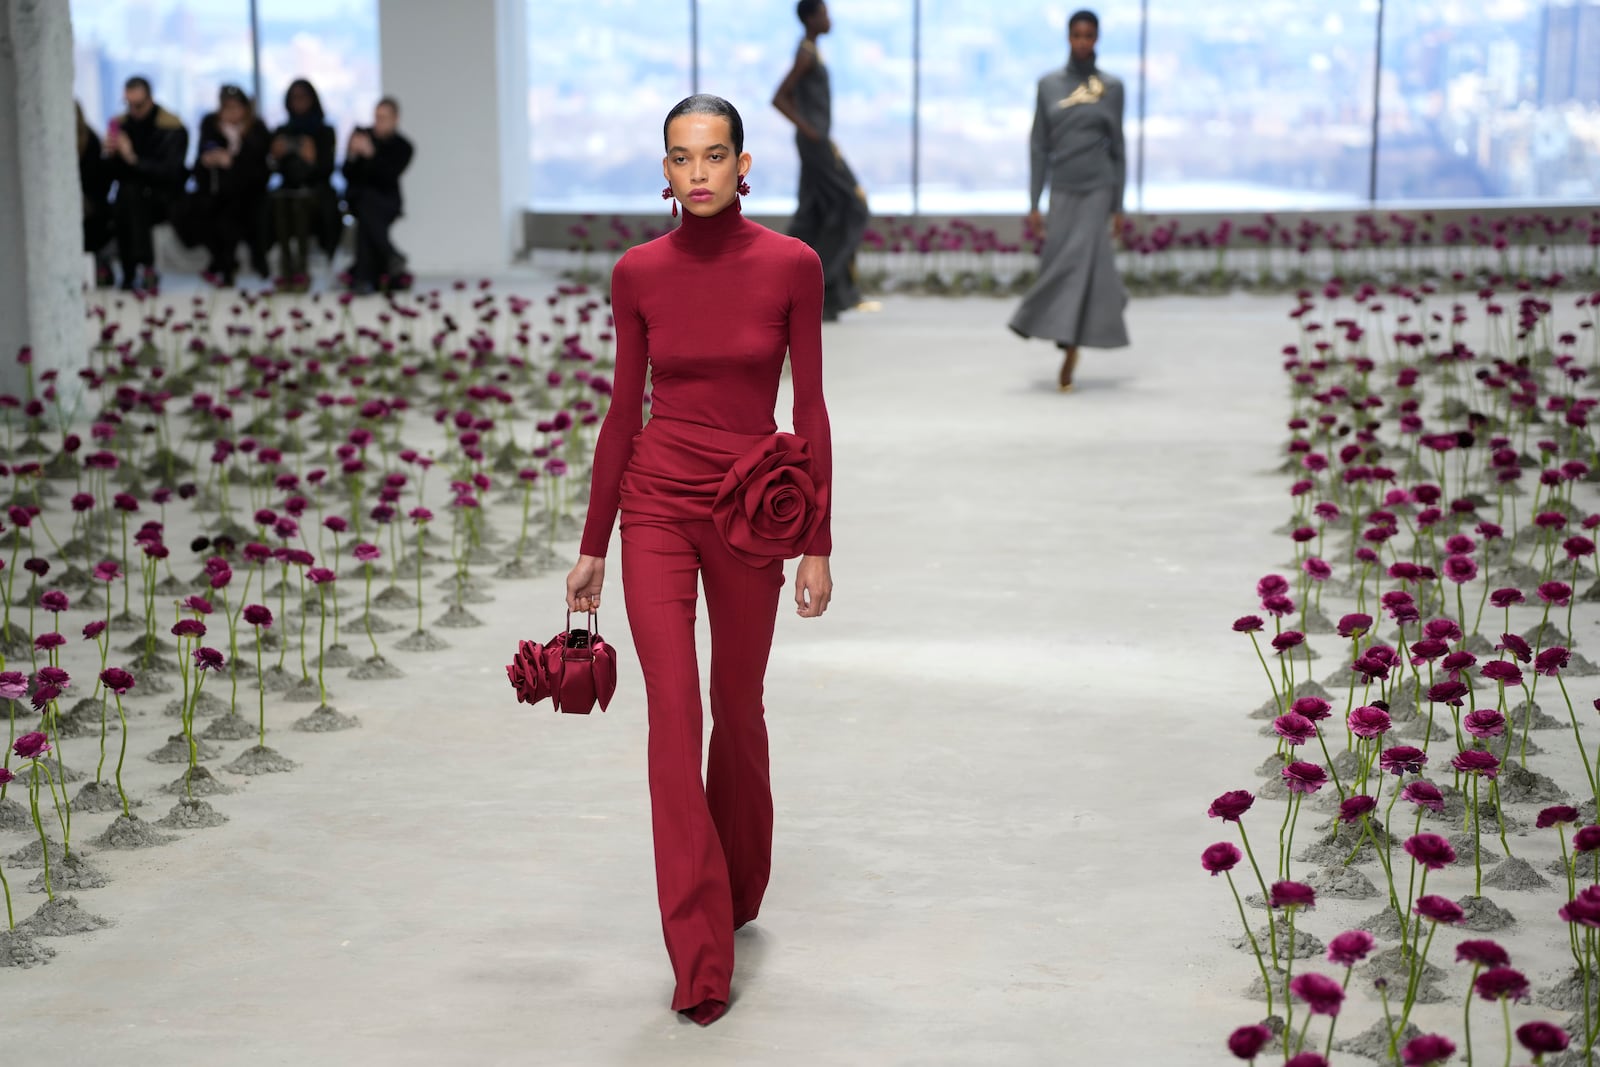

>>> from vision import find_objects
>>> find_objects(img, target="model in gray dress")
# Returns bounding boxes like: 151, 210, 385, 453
1009, 14, 1130, 391
773, 0, 869, 320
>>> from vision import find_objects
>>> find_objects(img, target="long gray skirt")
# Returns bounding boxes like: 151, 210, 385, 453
1008, 184, 1129, 348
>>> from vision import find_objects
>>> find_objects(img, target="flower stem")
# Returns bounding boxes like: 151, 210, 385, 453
1225, 870, 1275, 1020
113, 692, 130, 816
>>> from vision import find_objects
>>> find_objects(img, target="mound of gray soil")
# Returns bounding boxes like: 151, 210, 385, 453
224, 745, 296, 775
20, 896, 111, 937
200, 714, 257, 741
1455, 893, 1517, 931
156, 797, 227, 829
92, 814, 176, 850
349, 655, 404, 680
0, 930, 55, 968
396, 629, 450, 652
28, 852, 110, 893
145, 733, 221, 764
161, 764, 235, 796
283, 678, 325, 704
318, 643, 359, 668
1482, 856, 1551, 891
292, 705, 360, 732
434, 605, 485, 628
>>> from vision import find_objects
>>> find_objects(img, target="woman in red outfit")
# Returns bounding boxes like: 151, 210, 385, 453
565, 95, 834, 1027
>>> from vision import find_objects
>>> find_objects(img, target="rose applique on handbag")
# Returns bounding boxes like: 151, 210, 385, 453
506, 610, 617, 715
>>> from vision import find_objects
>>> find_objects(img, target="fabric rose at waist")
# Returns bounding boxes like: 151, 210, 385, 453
620, 417, 827, 566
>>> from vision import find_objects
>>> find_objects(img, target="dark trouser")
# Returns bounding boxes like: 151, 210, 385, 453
112, 185, 168, 280
203, 195, 264, 278
350, 188, 402, 284
271, 189, 316, 279
620, 518, 784, 1013
789, 134, 869, 316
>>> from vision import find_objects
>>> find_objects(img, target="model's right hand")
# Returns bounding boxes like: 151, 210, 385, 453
1025, 209, 1044, 239
566, 555, 605, 613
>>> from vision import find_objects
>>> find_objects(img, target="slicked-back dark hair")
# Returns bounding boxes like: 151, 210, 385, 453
124, 75, 152, 96
662, 94, 745, 155
1068, 9, 1099, 32
797, 0, 824, 22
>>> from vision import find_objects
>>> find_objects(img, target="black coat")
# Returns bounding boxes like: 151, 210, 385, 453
342, 130, 414, 210
269, 122, 337, 190
106, 104, 189, 197
193, 113, 271, 200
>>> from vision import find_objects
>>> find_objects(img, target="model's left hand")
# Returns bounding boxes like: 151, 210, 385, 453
1110, 213, 1125, 245
795, 555, 832, 618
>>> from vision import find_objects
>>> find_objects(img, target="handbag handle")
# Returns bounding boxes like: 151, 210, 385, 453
552, 609, 598, 714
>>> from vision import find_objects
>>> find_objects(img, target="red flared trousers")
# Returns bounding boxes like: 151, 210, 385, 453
620, 518, 784, 1011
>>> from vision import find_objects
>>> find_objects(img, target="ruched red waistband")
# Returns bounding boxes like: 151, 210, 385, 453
619, 417, 776, 525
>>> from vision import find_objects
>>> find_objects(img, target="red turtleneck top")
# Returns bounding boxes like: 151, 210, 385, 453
579, 200, 833, 559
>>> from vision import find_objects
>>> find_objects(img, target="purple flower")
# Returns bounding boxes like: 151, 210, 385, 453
1326, 929, 1376, 966
1463, 710, 1506, 739
193, 646, 225, 672
92, 560, 122, 582
1441, 650, 1477, 676
1452, 749, 1501, 778
1489, 587, 1525, 608
1273, 712, 1317, 745
1226, 1024, 1272, 1060
82, 620, 105, 641
1202, 842, 1241, 875
1423, 618, 1464, 643
1380, 745, 1427, 775
1269, 880, 1317, 909
1302, 557, 1332, 581
0, 671, 26, 701
1337, 612, 1373, 638
32, 632, 63, 652
1281, 761, 1328, 794
1289, 971, 1345, 1015
1290, 696, 1333, 721
1413, 895, 1465, 924
353, 542, 381, 563
1536, 647, 1570, 676
1474, 966, 1530, 1002
242, 604, 273, 627
99, 667, 135, 694
1348, 705, 1392, 738
38, 590, 68, 613
1208, 791, 1255, 823
1454, 939, 1510, 967
1516, 1022, 1570, 1056
1402, 780, 1446, 812
1537, 580, 1573, 606
1561, 885, 1600, 927
1442, 554, 1478, 584
1285, 1055, 1330, 1067
1427, 680, 1469, 706
323, 515, 349, 533
1496, 633, 1533, 662
1574, 825, 1600, 853
1339, 795, 1378, 823
12, 731, 52, 759
1271, 631, 1305, 653
306, 567, 337, 585
1262, 595, 1296, 617
1404, 833, 1457, 870
1479, 660, 1523, 687
1537, 805, 1580, 828
1400, 1034, 1457, 1066
1409, 637, 1449, 663
171, 619, 207, 639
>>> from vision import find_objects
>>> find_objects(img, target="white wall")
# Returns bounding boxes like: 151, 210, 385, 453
0, 0, 86, 399
378, 0, 528, 275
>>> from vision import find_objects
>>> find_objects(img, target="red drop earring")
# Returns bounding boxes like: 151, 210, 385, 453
661, 185, 677, 217
738, 176, 751, 196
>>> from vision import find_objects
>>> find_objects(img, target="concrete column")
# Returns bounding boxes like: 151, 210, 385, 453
0, 0, 86, 400
378, 0, 529, 275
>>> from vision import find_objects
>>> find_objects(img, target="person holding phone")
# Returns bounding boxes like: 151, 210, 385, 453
342, 96, 414, 295
193, 85, 271, 286
268, 78, 338, 284
104, 76, 189, 292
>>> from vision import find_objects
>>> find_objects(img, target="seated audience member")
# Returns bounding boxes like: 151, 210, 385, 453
268, 77, 338, 283
342, 96, 414, 295
193, 84, 271, 286
76, 101, 114, 287
104, 76, 189, 292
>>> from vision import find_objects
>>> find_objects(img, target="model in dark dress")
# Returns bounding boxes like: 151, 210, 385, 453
1009, 12, 1130, 391
773, 0, 869, 320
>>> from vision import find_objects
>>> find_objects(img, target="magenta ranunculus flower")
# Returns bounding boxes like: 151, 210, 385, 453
1290, 696, 1332, 721
1480, 660, 1524, 687
1496, 633, 1533, 662
82, 620, 106, 641
1262, 594, 1296, 617
13, 731, 52, 759
1269, 880, 1317, 909
1561, 885, 1600, 927
1516, 1021, 1570, 1055
38, 590, 68, 613
1452, 749, 1501, 778
1380, 745, 1427, 775
1302, 557, 1332, 581
171, 619, 206, 639
1463, 710, 1507, 739
1226, 1024, 1272, 1060
1271, 631, 1306, 653
1441, 650, 1477, 675
1327, 929, 1376, 966
1339, 795, 1378, 823
1455, 939, 1510, 967
1536, 647, 1571, 676
92, 560, 122, 582
0, 767, 12, 786
1474, 966, 1530, 1002
1427, 680, 1469, 706
1409, 637, 1449, 664
353, 542, 381, 562
99, 667, 135, 694
1573, 825, 1600, 853
1489, 587, 1525, 608
1257, 574, 1290, 599
307, 567, 337, 585
1402, 780, 1446, 812
33, 632, 64, 652
242, 604, 273, 627
1537, 580, 1573, 606
193, 646, 225, 672
1404, 833, 1457, 870
1284, 1055, 1330, 1067
0, 671, 26, 700
1289, 971, 1345, 1015
1538, 805, 1581, 828
1202, 842, 1242, 876
1423, 618, 1464, 643
1442, 554, 1478, 584
1401, 1034, 1457, 1066
1348, 705, 1392, 738
1208, 790, 1254, 822
1337, 612, 1373, 638
1414, 895, 1465, 924
1273, 712, 1317, 745
1282, 761, 1328, 794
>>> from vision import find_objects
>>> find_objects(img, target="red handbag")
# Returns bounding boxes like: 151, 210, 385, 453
506, 611, 617, 715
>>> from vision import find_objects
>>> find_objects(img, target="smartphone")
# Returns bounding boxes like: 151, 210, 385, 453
106, 117, 120, 143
